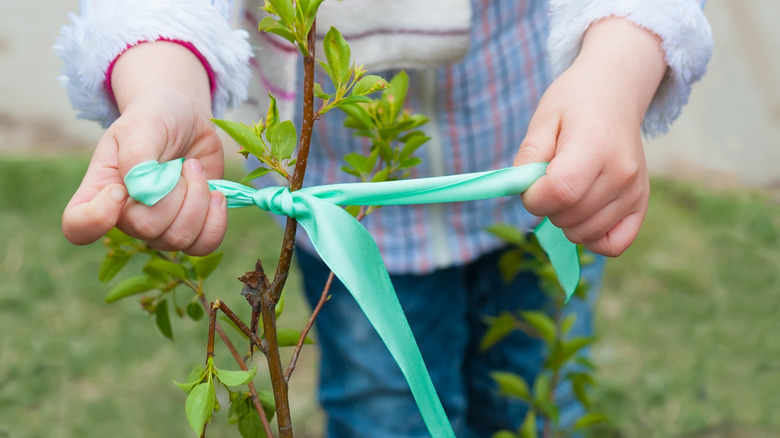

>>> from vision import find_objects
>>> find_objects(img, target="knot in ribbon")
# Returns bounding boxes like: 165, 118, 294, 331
124, 158, 581, 438
254, 187, 297, 217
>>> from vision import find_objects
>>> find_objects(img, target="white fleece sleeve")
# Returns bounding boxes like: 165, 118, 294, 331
547, 0, 713, 137
53, 0, 252, 128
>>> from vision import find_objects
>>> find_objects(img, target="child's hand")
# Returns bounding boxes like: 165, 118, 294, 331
62, 41, 228, 256
514, 17, 667, 257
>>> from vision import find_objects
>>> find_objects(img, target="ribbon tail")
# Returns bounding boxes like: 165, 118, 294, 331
294, 194, 455, 438
534, 217, 581, 301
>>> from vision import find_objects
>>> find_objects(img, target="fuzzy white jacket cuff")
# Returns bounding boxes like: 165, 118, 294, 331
53, 0, 252, 128
548, 0, 713, 136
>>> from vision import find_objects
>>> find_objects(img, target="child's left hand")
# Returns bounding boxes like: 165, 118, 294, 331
514, 17, 667, 257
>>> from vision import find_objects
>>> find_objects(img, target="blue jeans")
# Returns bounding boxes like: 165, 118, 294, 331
296, 246, 605, 437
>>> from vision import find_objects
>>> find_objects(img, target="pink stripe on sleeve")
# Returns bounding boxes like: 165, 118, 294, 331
104, 38, 217, 105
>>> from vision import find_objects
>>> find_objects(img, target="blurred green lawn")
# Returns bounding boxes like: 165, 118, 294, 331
0, 156, 778, 437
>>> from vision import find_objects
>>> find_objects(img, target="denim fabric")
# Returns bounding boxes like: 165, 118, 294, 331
296, 246, 605, 437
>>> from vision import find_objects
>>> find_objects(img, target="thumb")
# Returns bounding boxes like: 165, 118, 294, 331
513, 110, 559, 168
513, 110, 561, 216
62, 183, 128, 245
62, 132, 130, 245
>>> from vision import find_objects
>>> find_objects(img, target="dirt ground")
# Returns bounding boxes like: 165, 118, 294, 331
1, 0, 778, 188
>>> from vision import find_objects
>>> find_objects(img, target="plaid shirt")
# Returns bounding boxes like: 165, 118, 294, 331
240, 0, 552, 274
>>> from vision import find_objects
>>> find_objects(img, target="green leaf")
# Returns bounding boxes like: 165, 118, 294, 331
258, 16, 281, 32
264, 26, 297, 45
574, 356, 597, 372
399, 134, 429, 161
143, 256, 188, 280
485, 223, 526, 245
519, 410, 537, 438
267, 120, 297, 161
340, 166, 361, 178
212, 119, 266, 158
492, 431, 518, 438
520, 311, 557, 346
375, 140, 394, 163
104, 227, 135, 246
533, 374, 552, 412
480, 312, 518, 352
105, 275, 159, 303
572, 412, 608, 430
497, 249, 524, 283
186, 301, 205, 321
343, 153, 371, 175
175, 365, 206, 393
185, 381, 216, 436
155, 299, 174, 340
352, 75, 387, 96
241, 166, 272, 183
561, 314, 576, 336
370, 168, 390, 183
305, 0, 328, 18
339, 103, 373, 130
384, 71, 409, 121
313, 82, 330, 99
276, 329, 314, 347
268, 0, 295, 25
562, 336, 594, 363
275, 289, 286, 320
399, 157, 422, 169
266, 93, 280, 128
216, 364, 257, 387
491, 371, 531, 401
257, 390, 276, 419
228, 393, 251, 424
99, 252, 132, 283
238, 408, 266, 438
569, 372, 594, 408
190, 252, 224, 280
322, 27, 351, 86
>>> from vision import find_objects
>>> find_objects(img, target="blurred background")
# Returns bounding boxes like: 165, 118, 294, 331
1, 1, 778, 437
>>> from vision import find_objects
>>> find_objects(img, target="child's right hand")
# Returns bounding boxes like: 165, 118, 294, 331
62, 41, 228, 256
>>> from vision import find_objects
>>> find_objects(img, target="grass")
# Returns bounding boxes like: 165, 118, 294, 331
0, 155, 778, 437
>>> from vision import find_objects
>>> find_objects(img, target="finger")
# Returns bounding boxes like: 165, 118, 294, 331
62, 184, 128, 245
118, 174, 187, 241
583, 210, 646, 257
521, 136, 603, 217
557, 197, 635, 245
147, 159, 210, 251
62, 133, 126, 245
513, 107, 559, 168
184, 190, 228, 256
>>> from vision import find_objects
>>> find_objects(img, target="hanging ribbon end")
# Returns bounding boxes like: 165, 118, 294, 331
533, 217, 581, 302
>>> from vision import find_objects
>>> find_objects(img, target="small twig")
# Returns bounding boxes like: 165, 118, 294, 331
198, 296, 273, 438
285, 270, 334, 381
214, 300, 269, 354
207, 302, 217, 359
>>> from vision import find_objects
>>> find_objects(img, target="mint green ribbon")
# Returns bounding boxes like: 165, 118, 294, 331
125, 159, 580, 438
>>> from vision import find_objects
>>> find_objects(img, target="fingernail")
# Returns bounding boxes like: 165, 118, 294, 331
109, 186, 125, 203
187, 159, 205, 176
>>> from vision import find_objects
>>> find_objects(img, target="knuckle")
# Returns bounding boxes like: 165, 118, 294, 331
161, 228, 197, 251
613, 160, 641, 185
128, 213, 165, 240
548, 175, 580, 208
